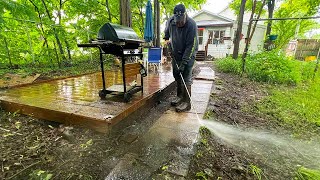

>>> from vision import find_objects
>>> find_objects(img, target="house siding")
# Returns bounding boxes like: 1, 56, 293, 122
193, 12, 228, 22
193, 9, 266, 58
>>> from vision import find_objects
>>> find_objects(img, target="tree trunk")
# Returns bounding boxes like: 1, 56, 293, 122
232, 0, 246, 59
53, 41, 61, 68
106, 0, 112, 22
26, 25, 35, 64
139, 0, 144, 36
266, 0, 275, 37
40, 0, 66, 62
65, 40, 72, 61
3, 36, 13, 68
120, 0, 132, 27
29, 0, 53, 67
249, 0, 267, 41
242, 0, 257, 68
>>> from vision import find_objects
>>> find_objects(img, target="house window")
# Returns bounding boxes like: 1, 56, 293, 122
198, 28, 204, 45
209, 30, 225, 45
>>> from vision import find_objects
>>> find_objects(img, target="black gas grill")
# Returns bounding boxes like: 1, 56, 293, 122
78, 23, 146, 102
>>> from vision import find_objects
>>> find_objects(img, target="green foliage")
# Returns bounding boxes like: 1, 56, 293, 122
216, 51, 320, 131
160, 0, 206, 21
195, 171, 207, 180
258, 81, 320, 128
229, 0, 266, 16
80, 139, 93, 149
245, 50, 302, 85
29, 169, 53, 180
203, 110, 215, 119
199, 126, 212, 137
215, 57, 242, 74
272, 0, 320, 49
295, 167, 320, 180
249, 164, 262, 180
0, 0, 207, 71
216, 50, 317, 85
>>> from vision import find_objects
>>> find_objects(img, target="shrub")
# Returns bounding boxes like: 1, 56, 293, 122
245, 50, 301, 85
215, 57, 242, 74
215, 50, 318, 85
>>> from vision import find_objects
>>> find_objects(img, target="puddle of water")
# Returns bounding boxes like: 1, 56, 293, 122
199, 119, 320, 171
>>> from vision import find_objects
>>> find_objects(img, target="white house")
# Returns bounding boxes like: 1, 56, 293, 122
192, 9, 266, 58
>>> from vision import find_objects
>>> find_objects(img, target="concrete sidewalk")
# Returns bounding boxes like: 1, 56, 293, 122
105, 66, 215, 179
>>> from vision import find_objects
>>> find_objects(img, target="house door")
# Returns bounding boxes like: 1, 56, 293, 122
207, 30, 227, 58
198, 28, 204, 50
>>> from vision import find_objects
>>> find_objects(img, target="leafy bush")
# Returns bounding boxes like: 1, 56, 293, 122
215, 57, 242, 74
215, 50, 318, 85
245, 50, 302, 85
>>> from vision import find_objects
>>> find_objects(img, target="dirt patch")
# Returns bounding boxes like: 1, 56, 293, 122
0, 91, 174, 179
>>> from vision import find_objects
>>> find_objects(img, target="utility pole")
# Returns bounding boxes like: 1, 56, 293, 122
233, 0, 246, 59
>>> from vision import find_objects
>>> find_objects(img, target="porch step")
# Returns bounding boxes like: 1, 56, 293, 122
195, 50, 206, 61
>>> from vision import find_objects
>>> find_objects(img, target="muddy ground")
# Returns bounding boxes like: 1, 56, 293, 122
0, 61, 315, 179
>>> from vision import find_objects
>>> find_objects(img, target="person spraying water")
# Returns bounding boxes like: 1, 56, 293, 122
163, 3, 199, 113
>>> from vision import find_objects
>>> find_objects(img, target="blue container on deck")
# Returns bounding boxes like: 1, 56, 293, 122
148, 47, 162, 63
268, 35, 278, 41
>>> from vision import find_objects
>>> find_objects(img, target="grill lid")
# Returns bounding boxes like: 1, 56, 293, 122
97, 23, 142, 42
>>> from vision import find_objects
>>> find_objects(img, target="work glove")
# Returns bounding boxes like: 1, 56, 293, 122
178, 61, 187, 73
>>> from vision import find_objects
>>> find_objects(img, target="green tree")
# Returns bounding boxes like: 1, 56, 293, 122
272, 0, 320, 49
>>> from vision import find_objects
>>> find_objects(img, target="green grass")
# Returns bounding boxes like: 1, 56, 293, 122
257, 81, 320, 131
295, 167, 320, 180
249, 164, 263, 180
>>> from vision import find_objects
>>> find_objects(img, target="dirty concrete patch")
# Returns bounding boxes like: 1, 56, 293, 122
104, 66, 215, 179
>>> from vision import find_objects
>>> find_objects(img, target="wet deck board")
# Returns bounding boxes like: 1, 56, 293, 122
0, 67, 175, 133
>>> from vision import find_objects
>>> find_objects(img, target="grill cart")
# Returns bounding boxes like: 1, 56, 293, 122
78, 23, 147, 102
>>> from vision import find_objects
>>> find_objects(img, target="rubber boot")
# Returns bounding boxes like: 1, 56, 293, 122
176, 85, 191, 112
171, 81, 183, 106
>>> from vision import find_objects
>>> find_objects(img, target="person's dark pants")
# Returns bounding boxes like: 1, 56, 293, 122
171, 59, 193, 86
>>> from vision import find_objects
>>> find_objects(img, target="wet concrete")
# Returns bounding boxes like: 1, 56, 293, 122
105, 66, 215, 179
194, 66, 215, 81
0, 66, 175, 133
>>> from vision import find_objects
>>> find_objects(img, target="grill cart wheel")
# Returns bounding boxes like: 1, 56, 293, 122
124, 92, 132, 102
99, 90, 107, 99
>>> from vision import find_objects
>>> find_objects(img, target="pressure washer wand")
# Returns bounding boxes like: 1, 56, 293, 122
167, 43, 201, 121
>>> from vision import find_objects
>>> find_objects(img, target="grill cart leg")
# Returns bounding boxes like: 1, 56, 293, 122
121, 54, 127, 94
99, 48, 107, 99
